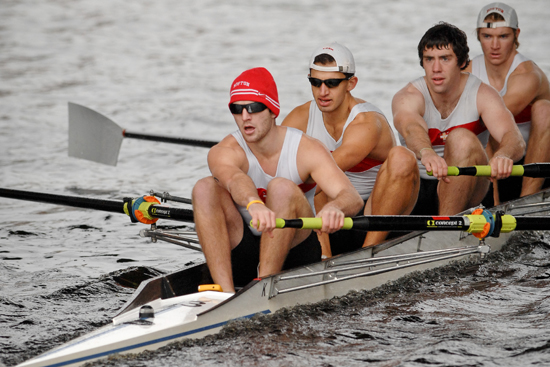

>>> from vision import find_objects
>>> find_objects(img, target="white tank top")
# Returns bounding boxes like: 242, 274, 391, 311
471, 53, 532, 146
306, 102, 385, 200
231, 127, 316, 235
398, 74, 489, 180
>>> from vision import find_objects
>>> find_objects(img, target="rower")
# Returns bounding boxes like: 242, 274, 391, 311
392, 22, 525, 215
465, 2, 550, 204
282, 42, 419, 255
192, 67, 363, 293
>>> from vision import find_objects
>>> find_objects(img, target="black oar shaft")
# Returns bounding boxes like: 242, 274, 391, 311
514, 216, 550, 231
123, 131, 217, 148
0, 188, 125, 214
350, 215, 469, 231
522, 163, 550, 178
0, 188, 194, 223
146, 205, 194, 222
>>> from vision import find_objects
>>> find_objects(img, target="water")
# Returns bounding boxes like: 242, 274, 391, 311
1, 0, 550, 366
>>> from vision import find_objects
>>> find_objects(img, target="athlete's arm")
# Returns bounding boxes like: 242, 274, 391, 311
332, 111, 394, 172
477, 83, 526, 178
296, 135, 363, 234
208, 137, 276, 233
281, 102, 311, 133
392, 83, 449, 181
503, 62, 544, 116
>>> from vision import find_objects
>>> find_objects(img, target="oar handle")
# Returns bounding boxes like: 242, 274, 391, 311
275, 218, 354, 230
271, 212, 542, 239
427, 163, 550, 178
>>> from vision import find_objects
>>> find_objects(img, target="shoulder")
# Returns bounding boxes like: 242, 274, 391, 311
207, 134, 246, 166
281, 101, 312, 131
297, 133, 330, 156
392, 82, 425, 110
510, 58, 545, 81
476, 80, 502, 103
349, 108, 388, 128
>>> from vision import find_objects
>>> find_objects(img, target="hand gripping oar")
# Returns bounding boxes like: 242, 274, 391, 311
271, 209, 550, 240
427, 163, 550, 178
0, 188, 194, 223
68, 102, 218, 166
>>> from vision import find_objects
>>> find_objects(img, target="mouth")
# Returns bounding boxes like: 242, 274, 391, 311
243, 125, 255, 134
318, 98, 332, 107
432, 77, 444, 85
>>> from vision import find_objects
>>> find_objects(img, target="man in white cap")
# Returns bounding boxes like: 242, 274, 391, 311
392, 22, 525, 215
466, 2, 550, 203
283, 42, 419, 256
192, 67, 363, 293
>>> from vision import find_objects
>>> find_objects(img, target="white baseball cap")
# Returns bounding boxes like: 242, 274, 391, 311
477, 2, 518, 29
309, 42, 355, 74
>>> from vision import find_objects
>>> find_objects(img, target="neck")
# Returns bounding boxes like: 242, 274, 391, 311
247, 124, 284, 158
484, 50, 518, 81
322, 93, 357, 127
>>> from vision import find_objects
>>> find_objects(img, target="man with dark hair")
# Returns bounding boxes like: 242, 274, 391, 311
283, 42, 419, 256
392, 22, 525, 215
192, 67, 363, 293
466, 3, 550, 203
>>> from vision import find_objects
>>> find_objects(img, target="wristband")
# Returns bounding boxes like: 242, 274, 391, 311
246, 200, 265, 211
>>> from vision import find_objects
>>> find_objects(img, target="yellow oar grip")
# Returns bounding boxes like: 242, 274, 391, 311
500, 214, 517, 233
275, 218, 286, 228
447, 166, 459, 176
273, 217, 354, 230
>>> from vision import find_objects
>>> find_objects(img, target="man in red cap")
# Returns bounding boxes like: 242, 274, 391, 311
465, 3, 550, 203
192, 67, 363, 293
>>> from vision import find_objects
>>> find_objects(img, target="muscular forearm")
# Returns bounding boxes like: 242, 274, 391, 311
493, 131, 526, 162
224, 173, 262, 208
323, 190, 363, 217
403, 124, 432, 159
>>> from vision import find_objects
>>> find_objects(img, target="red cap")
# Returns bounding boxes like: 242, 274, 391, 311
229, 67, 280, 117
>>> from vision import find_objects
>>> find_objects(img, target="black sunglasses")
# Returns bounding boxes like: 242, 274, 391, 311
308, 76, 352, 88
229, 102, 268, 115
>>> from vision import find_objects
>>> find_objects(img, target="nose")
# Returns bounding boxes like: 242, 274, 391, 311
319, 82, 330, 95
491, 36, 499, 49
433, 58, 442, 72
241, 108, 252, 120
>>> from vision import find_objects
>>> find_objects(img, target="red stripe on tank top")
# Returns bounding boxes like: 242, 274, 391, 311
428, 119, 487, 146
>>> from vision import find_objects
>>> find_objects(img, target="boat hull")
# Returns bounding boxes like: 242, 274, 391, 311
18, 189, 550, 367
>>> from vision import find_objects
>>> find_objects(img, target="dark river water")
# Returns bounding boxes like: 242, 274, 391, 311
2, 0, 550, 366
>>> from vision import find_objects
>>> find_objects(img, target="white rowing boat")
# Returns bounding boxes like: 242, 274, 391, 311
15, 188, 550, 367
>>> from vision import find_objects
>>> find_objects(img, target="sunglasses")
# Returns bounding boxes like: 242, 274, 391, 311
229, 102, 268, 115
308, 76, 352, 88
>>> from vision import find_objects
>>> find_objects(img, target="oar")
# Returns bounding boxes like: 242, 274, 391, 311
272, 210, 550, 239
0, 188, 194, 223
68, 102, 218, 166
427, 163, 550, 178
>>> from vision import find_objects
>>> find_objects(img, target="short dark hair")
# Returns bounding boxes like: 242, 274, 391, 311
418, 22, 470, 70
476, 13, 520, 49
312, 54, 355, 79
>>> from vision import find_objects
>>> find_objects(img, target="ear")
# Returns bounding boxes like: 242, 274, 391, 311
515, 28, 521, 38
347, 76, 358, 92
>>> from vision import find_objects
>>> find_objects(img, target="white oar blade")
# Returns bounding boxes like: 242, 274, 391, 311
68, 102, 123, 166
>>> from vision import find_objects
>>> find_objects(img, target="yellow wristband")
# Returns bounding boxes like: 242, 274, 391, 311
246, 200, 265, 211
